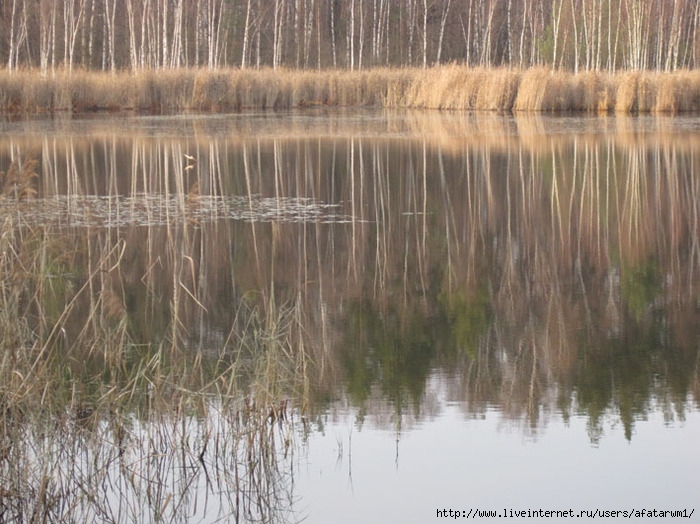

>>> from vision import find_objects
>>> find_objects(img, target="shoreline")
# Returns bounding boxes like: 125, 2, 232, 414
2, 66, 700, 116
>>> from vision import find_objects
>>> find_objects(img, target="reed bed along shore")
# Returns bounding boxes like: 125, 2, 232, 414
2, 66, 700, 115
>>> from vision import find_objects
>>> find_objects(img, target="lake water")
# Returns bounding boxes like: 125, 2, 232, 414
0, 110, 698, 523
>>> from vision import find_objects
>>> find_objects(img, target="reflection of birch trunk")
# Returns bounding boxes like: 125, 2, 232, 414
550, 144, 564, 250
465, 148, 477, 283
373, 143, 389, 293
349, 138, 358, 280
691, 161, 700, 290
622, 147, 644, 251
437, 145, 458, 291
242, 142, 261, 274
402, 143, 413, 304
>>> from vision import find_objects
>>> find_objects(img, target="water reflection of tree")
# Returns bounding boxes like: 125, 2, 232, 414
1, 114, 699, 442
321, 122, 700, 439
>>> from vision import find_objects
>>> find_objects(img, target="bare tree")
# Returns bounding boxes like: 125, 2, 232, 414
624, 0, 652, 70
664, 0, 684, 71
405, 0, 417, 65
38, 0, 58, 74
421, 0, 428, 68
170, 0, 184, 68
241, 0, 253, 68
273, 0, 284, 68
348, 0, 356, 69
7, 0, 28, 70
5, 0, 700, 72
104, 0, 118, 71
436, 0, 452, 64
64, 0, 87, 71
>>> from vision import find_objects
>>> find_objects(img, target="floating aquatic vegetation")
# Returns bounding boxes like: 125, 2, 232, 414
0, 193, 357, 229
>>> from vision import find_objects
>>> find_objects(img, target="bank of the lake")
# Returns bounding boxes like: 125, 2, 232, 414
2, 66, 700, 115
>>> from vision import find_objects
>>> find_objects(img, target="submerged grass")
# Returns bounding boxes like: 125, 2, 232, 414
3, 66, 700, 114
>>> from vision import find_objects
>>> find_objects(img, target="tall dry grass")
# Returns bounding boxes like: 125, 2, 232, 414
0, 153, 327, 521
3, 66, 700, 114
0, 155, 319, 418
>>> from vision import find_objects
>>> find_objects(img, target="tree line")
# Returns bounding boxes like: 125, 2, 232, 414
2, 0, 700, 73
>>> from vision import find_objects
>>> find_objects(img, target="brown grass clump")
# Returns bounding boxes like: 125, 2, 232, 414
636, 73, 658, 113
513, 68, 573, 112
391, 65, 519, 111
3, 66, 700, 114
131, 68, 196, 112
0, 70, 31, 112
192, 69, 237, 110
475, 68, 521, 110
611, 70, 700, 114
654, 70, 700, 113
577, 71, 615, 112
614, 71, 640, 113
0, 159, 38, 200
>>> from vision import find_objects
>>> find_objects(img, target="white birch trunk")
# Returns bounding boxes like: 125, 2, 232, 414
241, 0, 253, 68
436, 0, 451, 64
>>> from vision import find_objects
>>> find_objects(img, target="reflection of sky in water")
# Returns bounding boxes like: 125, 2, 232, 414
298, 393, 700, 524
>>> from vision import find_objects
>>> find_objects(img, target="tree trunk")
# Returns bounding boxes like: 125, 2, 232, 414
241, 0, 253, 68
436, 0, 452, 64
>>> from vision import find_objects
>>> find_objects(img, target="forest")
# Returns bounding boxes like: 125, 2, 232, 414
2, 0, 700, 73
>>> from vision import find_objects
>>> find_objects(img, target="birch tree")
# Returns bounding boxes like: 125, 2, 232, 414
6, 0, 28, 70
664, 0, 683, 71
348, 0, 356, 69
64, 0, 87, 71
104, 0, 118, 71
436, 0, 452, 64
624, 0, 651, 70
169, 0, 183, 68
551, 0, 564, 69
421, 0, 428, 68
39, 0, 58, 74
273, 0, 284, 68
405, 0, 417, 65
241, 0, 253, 67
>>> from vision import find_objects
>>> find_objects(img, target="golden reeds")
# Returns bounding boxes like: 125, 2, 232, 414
3, 67, 700, 114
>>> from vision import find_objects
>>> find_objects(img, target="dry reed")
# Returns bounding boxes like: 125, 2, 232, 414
3, 67, 700, 115
0, 169, 312, 519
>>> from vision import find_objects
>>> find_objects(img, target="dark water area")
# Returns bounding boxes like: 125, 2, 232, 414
0, 110, 698, 523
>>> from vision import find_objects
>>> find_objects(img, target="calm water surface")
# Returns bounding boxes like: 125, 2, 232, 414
1, 110, 698, 523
